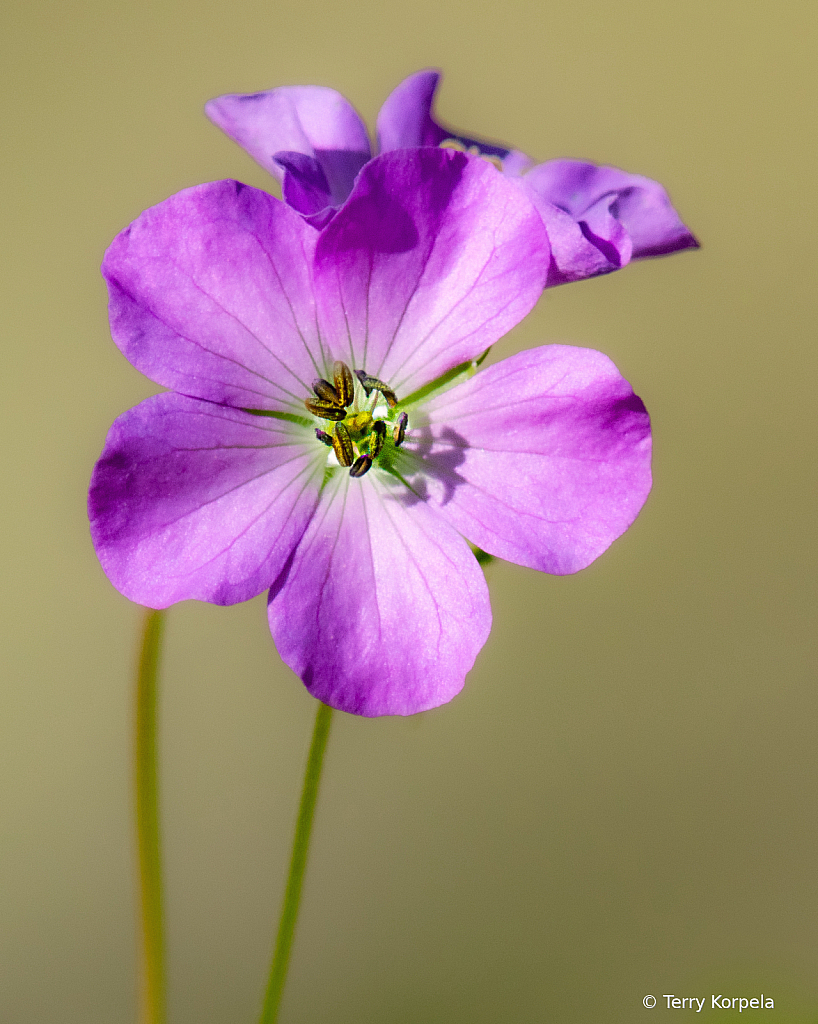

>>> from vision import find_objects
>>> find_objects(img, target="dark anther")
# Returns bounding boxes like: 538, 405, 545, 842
369, 420, 386, 458
349, 454, 373, 478
354, 370, 397, 407
304, 398, 346, 421
332, 422, 354, 467
393, 412, 408, 447
333, 361, 354, 407
315, 429, 334, 447
312, 378, 341, 405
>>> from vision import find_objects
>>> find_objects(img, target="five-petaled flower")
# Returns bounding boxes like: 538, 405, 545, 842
89, 148, 652, 716
206, 68, 698, 286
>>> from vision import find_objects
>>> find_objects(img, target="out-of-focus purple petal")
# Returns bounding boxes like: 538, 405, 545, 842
579, 193, 633, 266
376, 69, 532, 175
376, 69, 445, 149
205, 85, 371, 206
519, 185, 628, 287
376, 69, 448, 149
314, 148, 549, 399
408, 345, 652, 574
102, 180, 324, 413
89, 393, 323, 608
274, 151, 333, 217
524, 160, 699, 259
267, 472, 491, 716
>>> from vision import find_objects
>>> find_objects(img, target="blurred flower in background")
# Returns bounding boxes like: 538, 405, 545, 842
206, 68, 698, 284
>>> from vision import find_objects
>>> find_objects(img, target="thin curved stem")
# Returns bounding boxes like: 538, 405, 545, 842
135, 608, 167, 1024
259, 701, 334, 1024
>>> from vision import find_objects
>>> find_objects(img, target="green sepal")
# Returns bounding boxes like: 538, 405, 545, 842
470, 545, 495, 566
396, 347, 491, 410
243, 408, 313, 428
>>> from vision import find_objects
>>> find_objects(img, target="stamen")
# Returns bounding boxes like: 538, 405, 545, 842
354, 370, 397, 408
353, 369, 373, 395
312, 378, 341, 405
393, 412, 408, 447
332, 422, 354, 467
304, 398, 346, 421
349, 454, 373, 478
368, 420, 386, 458
309, 363, 405, 479
333, 361, 354, 407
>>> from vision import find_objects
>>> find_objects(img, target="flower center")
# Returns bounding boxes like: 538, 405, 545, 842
305, 361, 409, 478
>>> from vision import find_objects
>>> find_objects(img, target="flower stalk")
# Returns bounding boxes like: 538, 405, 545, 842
259, 701, 334, 1024
135, 607, 167, 1024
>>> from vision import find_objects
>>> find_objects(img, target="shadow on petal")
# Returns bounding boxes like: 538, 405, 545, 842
324, 187, 420, 255
401, 424, 469, 507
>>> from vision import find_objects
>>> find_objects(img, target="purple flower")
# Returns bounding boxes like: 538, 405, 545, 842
89, 149, 652, 716
206, 68, 698, 286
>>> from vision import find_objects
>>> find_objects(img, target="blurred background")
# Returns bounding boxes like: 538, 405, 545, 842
2, 0, 816, 1021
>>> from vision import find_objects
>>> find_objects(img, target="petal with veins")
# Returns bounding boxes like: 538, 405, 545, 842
267, 472, 491, 716
206, 85, 371, 205
408, 345, 652, 574
314, 148, 549, 398
89, 393, 323, 607
103, 181, 324, 412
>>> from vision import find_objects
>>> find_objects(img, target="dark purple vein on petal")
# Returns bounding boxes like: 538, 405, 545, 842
165, 458, 325, 580
358, 485, 382, 643
251, 229, 325, 381
139, 450, 323, 536
184, 274, 313, 396
375, 485, 446, 655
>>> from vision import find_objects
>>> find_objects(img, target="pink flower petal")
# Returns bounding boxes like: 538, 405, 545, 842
408, 345, 652, 574
89, 393, 323, 607
102, 180, 324, 412
314, 148, 549, 399
525, 159, 698, 260
267, 472, 491, 716
206, 85, 371, 206
520, 185, 628, 286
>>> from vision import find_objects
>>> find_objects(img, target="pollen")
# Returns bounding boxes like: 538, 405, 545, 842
345, 410, 374, 439
439, 138, 503, 172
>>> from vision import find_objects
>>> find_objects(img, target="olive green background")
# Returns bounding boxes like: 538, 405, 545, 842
2, 0, 816, 1021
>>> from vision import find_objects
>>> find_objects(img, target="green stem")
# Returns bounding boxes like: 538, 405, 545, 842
259, 701, 334, 1024
135, 608, 167, 1024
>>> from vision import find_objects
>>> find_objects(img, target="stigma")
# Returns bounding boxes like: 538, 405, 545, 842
304, 360, 409, 478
